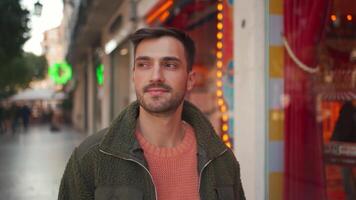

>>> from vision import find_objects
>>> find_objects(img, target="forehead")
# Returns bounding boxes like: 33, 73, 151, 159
135, 36, 186, 60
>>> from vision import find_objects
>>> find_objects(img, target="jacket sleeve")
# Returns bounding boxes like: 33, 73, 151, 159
58, 148, 94, 200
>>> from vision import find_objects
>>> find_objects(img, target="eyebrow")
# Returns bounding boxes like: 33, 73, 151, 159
135, 56, 182, 63
135, 56, 151, 61
160, 57, 182, 63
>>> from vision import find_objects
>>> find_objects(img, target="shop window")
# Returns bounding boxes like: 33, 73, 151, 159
269, 0, 355, 199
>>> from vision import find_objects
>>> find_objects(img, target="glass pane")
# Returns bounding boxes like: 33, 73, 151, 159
268, 0, 356, 199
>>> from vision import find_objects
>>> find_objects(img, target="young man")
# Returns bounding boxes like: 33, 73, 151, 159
58, 27, 245, 200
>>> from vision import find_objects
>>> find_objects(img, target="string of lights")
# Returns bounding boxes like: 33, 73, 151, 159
216, 0, 232, 148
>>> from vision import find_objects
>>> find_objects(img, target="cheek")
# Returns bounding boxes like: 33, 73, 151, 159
175, 77, 190, 90
133, 72, 144, 85
133, 77, 143, 92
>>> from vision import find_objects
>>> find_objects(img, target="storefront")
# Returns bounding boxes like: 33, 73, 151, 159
268, 0, 356, 199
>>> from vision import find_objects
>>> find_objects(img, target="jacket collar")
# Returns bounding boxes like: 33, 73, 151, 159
99, 100, 227, 161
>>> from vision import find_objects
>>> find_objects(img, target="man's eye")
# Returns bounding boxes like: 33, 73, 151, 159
136, 62, 149, 68
163, 63, 177, 69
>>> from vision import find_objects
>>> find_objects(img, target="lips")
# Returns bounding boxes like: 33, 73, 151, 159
146, 87, 168, 95
143, 83, 171, 94
147, 88, 168, 92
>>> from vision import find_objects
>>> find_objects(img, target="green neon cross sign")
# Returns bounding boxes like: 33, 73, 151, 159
96, 64, 104, 85
48, 62, 72, 85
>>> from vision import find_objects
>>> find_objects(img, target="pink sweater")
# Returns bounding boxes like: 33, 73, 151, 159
135, 124, 200, 200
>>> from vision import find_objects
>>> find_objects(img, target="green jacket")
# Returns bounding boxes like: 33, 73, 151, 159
58, 101, 245, 200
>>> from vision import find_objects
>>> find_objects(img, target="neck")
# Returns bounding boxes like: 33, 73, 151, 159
137, 103, 185, 148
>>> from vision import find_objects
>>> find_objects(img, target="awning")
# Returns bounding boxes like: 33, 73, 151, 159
9, 88, 66, 101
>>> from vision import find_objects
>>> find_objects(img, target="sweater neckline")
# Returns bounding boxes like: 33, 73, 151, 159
135, 122, 195, 158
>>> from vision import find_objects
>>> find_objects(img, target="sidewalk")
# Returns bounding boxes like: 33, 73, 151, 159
0, 124, 86, 200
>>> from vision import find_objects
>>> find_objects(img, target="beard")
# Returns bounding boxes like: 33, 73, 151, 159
136, 82, 186, 115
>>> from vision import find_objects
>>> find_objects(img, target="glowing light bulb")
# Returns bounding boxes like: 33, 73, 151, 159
217, 90, 223, 97
217, 13, 223, 20
220, 105, 227, 112
217, 70, 223, 78
217, 61, 223, 68
347, 14, 352, 21
218, 98, 224, 106
217, 32, 223, 39
331, 14, 337, 22
217, 22, 223, 30
222, 124, 228, 131
217, 4, 223, 11
217, 42, 223, 49
222, 134, 229, 142
222, 114, 228, 122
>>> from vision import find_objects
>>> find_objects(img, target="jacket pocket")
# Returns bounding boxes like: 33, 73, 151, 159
215, 186, 235, 200
95, 186, 143, 200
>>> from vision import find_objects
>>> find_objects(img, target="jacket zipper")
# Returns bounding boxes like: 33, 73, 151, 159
99, 149, 158, 200
198, 149, 228, 195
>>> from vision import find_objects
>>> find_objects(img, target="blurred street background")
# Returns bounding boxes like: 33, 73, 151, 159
0, 125, 84, 200
0, 0, 355, 199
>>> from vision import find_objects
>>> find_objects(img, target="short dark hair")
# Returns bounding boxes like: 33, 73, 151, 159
129, 27, 196, 72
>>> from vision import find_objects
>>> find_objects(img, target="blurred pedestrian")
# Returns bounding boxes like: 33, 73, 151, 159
3, 103, 11, 133
58, 28, 245, 200
10, 103, 21, 133
49, 107, 60, 131
20, 104, 31, 131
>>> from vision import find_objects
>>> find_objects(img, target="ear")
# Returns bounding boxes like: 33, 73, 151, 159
186, 71, 196, 92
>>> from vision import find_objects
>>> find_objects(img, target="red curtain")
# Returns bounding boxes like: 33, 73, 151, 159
283, 0, 330, 199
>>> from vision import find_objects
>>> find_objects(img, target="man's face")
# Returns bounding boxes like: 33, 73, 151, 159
133, 36, 195, 115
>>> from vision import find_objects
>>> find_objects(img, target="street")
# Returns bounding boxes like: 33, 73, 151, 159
0, 125, 85, 200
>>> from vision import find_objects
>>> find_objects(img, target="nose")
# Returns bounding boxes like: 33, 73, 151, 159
150, 64, 165, 83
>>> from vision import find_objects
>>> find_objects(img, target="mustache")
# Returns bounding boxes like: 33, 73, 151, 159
143, 83, 172, 92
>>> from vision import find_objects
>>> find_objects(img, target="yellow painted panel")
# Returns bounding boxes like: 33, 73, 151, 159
269, 172, 284, 200
270, 0, 283, 15
269, 46, 284, 78
269, 109, 284, 141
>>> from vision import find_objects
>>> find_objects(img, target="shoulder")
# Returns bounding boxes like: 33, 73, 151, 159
214, 148, 241, 176
75, 128, 109, 160
210, 148, 243, 189
222, 148, 240, 167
